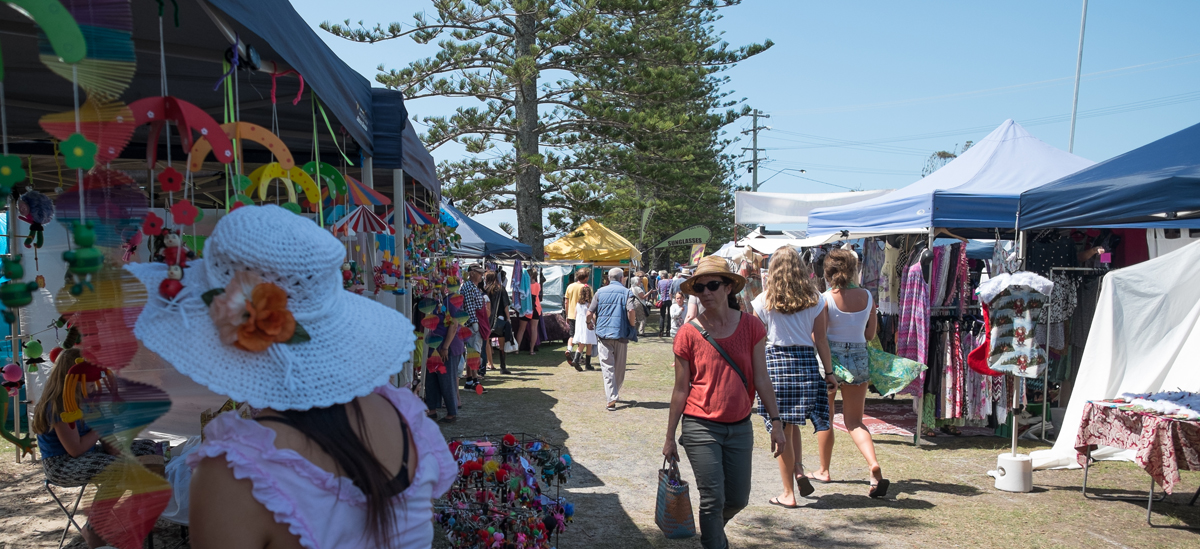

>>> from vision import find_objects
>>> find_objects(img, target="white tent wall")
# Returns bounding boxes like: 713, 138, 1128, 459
541, 265, 572, 315
1031, 240, 1200, 470
734, 190, 892, 225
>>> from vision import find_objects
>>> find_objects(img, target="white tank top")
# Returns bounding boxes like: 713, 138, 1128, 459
822, 289, 872, 343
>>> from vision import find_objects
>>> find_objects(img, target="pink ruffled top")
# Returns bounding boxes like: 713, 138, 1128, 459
188, 385, 456, 548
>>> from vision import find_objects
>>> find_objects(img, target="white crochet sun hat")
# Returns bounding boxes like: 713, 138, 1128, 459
126, 204, 417, 411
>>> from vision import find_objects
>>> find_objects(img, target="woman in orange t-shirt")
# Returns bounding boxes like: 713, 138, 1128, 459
663, 256, 786, 549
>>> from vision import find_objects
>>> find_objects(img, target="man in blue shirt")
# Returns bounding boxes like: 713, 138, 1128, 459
587, 268, 638, 411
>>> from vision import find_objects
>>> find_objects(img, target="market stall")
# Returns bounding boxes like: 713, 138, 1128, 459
807, 119, 1094, 238
544, 219, 642, 267
441, 200, 533, 259
799, 120, 1095, 445
0, 1, 448, 542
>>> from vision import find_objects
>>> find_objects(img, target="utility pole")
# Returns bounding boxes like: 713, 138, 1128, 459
741, 109, 770, 191
1068, 0, 1089, 153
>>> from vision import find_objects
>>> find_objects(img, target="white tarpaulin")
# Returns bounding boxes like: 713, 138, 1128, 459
734, 190, 892, 225
1031, 240, 1200, 469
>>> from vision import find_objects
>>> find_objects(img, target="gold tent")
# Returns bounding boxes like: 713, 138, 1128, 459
544, 219, 643, 264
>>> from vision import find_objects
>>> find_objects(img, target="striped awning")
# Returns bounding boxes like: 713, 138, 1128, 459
331, 205, 394, 236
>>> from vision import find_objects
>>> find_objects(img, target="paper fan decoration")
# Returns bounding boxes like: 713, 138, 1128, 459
82, 378, 172, 548
331, 205, 393, 236
55, 169, 148, 248
39, 99, 136, 164
39, 0, 137, 100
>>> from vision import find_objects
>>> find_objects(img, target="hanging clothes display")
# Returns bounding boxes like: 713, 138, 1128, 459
976, 272, 1054, 379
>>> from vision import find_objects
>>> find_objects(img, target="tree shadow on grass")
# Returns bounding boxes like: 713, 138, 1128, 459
622, 400, 670, 411
731, 514, 924, 547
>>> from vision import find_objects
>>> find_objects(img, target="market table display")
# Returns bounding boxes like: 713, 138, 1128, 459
1075, 400, 1200, 527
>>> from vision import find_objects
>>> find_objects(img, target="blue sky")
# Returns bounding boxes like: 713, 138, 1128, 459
291, 0, 1200, 233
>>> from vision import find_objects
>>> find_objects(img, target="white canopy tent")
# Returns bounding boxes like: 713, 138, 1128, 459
734, 190, 892, 225
1031, 240, 1200, 469
807, 120, 1094, 238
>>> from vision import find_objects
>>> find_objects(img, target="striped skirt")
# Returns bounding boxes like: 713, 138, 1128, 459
757, 345, 830, 433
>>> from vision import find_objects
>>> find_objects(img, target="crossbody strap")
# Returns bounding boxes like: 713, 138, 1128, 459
689, 316, 748, 389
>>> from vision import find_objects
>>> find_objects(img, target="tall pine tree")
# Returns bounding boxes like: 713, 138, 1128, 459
571, 1, 766, 267
323, 0, 768, 258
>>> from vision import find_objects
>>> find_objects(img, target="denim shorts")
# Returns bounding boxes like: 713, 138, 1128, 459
829, 341, 869, 385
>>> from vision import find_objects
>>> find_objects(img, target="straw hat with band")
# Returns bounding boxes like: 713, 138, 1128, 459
680, 255, 746, 296
126, 205, 417, 411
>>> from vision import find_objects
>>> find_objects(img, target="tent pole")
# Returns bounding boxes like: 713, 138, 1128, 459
1012, 375, 1022, 457
395, 168, 412, 387
363, 157, 376, 295
7, 195, 21, 463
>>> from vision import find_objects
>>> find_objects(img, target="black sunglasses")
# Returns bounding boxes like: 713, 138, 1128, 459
691, 280, 729, 293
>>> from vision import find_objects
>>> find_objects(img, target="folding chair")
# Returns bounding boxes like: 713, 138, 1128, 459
43, 478, 87, 549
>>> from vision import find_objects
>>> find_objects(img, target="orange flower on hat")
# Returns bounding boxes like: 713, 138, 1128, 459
238, 283, 297, 352
207, 271, 298, 352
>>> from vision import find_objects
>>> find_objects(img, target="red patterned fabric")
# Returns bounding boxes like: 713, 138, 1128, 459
1074, 402, 1200, 494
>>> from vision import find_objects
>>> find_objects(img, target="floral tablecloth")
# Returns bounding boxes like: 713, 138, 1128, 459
1075, 402, 1200, 494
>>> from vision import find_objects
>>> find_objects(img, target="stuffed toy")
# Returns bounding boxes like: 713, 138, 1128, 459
62, 222, 104, 295
0, 255, 38, 323
159, 265, 184, 299
17, 190, 54, 250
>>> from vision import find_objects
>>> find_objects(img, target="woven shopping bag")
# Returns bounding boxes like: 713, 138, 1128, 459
655, 457, 696, 539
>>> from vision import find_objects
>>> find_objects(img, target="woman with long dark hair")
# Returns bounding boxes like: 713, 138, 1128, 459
126, 205, 455, 548
483, 270, 513, 374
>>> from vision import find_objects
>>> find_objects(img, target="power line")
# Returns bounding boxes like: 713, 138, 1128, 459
770, 52, 1200, 117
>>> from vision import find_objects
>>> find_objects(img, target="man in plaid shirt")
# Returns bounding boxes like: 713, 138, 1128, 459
461, 264, 488, 390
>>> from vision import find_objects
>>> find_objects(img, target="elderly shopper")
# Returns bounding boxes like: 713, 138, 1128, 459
664, 256, 787, 549
587, 268, 638, 411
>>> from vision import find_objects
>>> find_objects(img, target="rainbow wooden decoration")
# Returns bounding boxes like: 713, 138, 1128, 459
188, 121, 292, 171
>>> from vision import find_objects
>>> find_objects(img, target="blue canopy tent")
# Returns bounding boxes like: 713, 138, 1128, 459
441, 200, 532, 259
1018, 121, 1200, 230
807, 120, 1094, 238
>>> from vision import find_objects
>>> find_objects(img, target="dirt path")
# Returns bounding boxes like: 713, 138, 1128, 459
3, 336, 1197, 548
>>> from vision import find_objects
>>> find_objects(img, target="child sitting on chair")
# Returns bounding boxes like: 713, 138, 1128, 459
32, 348, 156, 548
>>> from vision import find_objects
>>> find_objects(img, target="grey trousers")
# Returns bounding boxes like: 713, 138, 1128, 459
679, 415, 754, 549
597, 338, 628, 403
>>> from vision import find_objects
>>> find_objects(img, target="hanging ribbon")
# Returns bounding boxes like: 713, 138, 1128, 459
213, 33, 239, 91
155, 0, 181, 27
269, 62, 305, 106
317, 98, 354, 166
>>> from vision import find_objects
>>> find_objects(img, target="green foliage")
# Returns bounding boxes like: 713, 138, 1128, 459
323, 0, 769, 259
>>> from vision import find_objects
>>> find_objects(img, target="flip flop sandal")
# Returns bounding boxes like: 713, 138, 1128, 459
796, 476, 816, 497
768, 497, 800, 509
869, 479, 891, 499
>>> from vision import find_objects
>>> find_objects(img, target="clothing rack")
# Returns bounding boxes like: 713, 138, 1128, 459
1037, 267, 1108, 440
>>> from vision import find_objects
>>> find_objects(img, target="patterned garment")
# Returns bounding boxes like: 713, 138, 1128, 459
460, 279, 486, 320
43, 439, 158, 487
956, 244, 970, 314
896, 263, 929, 365
879, 241, 900, 315
862, 343, 927, 397
756, 345, 830, 433
983, 277, 1052, 378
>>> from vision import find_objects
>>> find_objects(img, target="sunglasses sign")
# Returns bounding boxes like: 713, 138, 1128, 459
651, 224, 712, 249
